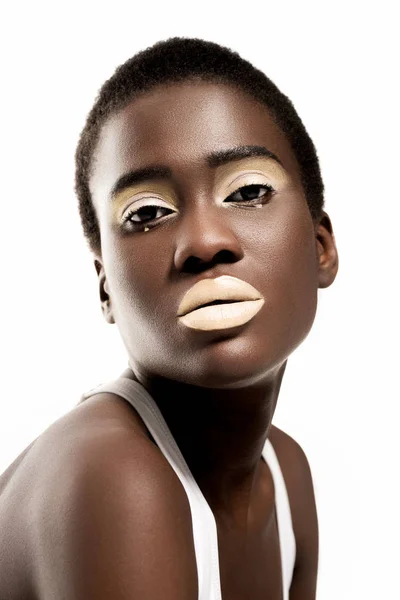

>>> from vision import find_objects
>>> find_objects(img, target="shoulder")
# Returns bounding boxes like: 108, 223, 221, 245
268, 425, 319, 598
268, 424, 317, 552
268, 424, 314, 484
29, 394, 198, 598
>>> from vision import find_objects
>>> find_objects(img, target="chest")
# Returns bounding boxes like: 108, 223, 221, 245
216, 504, 283, 600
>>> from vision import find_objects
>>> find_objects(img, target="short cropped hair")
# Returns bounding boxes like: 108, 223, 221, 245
75, 37, 325, 255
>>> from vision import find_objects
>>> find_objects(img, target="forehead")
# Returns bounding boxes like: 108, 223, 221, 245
90, 80, 302, 209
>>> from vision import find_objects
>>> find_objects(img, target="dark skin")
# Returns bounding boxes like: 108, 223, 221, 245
92, 79, 337, 515
91, 80, 338, 595
0, 80, 338, 599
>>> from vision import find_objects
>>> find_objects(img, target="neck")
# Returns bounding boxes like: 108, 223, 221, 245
126, 361, 287, 523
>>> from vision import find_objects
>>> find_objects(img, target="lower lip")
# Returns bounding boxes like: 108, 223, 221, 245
177, 299, 265, 331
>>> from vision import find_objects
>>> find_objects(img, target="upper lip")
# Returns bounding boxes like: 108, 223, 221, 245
176, 275, 264, 317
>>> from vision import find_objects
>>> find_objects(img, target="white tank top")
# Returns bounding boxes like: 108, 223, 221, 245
79, 369, 296, 599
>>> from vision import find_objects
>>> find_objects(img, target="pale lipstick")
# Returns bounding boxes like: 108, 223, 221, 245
176, 275, 265, 331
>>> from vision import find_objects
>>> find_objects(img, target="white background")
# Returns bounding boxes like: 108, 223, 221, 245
0, 1, 398, 598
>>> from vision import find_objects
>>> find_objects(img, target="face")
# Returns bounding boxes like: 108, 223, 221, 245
90, 80, 336, 389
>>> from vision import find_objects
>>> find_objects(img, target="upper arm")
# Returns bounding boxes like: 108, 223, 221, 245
32, 429, 198, 599
269, 426, 319, 600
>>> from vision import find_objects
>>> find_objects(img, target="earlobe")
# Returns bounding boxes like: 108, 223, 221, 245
103, 299, 115, 324
93, 258, 115, 324
315, 212, 339, 289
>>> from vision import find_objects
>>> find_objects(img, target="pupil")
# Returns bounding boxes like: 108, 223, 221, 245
139, 206, 158, 221
242, 185, 261, 200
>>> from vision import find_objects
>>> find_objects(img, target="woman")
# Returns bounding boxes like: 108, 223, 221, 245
0, 37, 338, 599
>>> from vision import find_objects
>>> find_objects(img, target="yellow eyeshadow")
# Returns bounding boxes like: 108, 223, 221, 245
112, 157, 289, 216
214, 157, 290, 191
112, 182, 178, 215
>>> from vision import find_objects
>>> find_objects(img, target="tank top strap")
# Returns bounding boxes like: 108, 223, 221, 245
262, 439, 297, 599
80, 377, 222, 600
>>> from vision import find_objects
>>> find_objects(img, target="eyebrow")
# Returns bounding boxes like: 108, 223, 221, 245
109, 145, 283, 201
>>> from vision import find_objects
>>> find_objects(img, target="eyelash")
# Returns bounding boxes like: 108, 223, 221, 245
122, 183, 276, 230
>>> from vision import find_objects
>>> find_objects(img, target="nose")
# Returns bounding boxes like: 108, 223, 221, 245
173, 200, 244, 273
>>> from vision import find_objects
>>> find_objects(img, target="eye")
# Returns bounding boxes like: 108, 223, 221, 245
226, 183, 275, 205
123, 204, 174, 228
122, 183, 276, 231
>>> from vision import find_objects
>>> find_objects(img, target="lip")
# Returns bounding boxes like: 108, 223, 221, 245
176, 275, 264, 317
177, 299, 265, 331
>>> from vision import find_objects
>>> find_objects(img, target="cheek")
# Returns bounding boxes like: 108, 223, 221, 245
236, 189, 319, 352
101, 233, 153, 322
261, 204, 318, 340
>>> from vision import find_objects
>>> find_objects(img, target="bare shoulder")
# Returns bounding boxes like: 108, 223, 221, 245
268, 423, 313, 480
268, 424, 319, 600
7, 394, 198, 599
268, 424, 317, 550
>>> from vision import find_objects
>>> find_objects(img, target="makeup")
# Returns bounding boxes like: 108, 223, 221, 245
177, 298, 265, 331
176, 275, 265, 331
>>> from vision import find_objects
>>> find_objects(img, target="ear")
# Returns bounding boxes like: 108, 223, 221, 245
315, 211, 339, 289
94, 258, 115, 324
